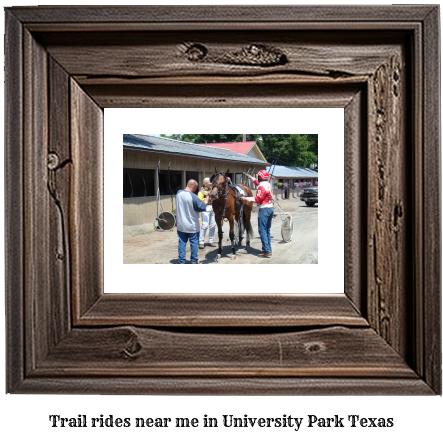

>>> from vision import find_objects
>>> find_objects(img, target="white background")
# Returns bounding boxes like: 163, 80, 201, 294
1, 1, 442, 438
107, 108, 344, 293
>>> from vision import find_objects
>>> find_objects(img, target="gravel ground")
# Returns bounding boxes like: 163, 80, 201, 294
123, 197, 318, 264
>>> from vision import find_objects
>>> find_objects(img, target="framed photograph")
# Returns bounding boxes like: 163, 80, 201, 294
108, 108, 341, 294
5, 5, 440, 394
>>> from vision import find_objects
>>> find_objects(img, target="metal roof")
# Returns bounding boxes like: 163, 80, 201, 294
123, 134, 268, 165
200, 141, 256, 155
267, 165, 318, 178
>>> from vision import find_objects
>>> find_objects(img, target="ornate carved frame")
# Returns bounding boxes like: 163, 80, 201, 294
5, 6, 441, 394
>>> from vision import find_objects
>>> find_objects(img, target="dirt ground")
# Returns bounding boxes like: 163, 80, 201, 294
123, 197, 318, 264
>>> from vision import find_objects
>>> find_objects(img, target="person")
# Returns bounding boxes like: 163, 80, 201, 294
197, 177, 216, 249
241, 170, 274, 257
245, 172, 259, 187
175, 179, 209, 264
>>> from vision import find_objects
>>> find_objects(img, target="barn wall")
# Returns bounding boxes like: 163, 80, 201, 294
124, 195, 169, 227
247, 147, 261, 161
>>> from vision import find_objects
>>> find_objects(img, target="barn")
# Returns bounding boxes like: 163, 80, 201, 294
123, 134, 268, 226
201, 140, 267, 167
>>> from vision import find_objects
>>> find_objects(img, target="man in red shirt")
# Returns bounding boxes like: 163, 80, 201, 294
241, 170, 274, 257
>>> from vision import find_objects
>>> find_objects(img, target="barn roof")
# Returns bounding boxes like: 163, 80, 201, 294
123, 134, 268, 164
202, 140, 267, 162
267, 165, 318, 178
201, 141, 256, 155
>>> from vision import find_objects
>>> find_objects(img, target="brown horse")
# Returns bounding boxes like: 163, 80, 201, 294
210, 168, 254, 259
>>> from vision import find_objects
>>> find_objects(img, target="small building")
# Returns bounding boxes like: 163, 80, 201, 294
201, 140, 267, 171
123, 134, 268, 226
267, 165, 319, 199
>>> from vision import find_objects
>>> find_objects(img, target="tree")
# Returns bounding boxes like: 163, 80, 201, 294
307, 134, 318, 157
260, 134, 317, 167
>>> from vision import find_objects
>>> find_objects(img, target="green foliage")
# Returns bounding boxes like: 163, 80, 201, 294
161, 134, 318, 167
260, 134, 318, 167
307, 134, 318, 157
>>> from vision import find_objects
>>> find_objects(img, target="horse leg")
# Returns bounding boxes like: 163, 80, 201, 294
229, 216, 236, 259
217, 225, 223, 259
235, 206, 243, 247
213, 208, 223, 259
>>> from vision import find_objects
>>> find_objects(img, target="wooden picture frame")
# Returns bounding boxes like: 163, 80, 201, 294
5, 5, 441, 394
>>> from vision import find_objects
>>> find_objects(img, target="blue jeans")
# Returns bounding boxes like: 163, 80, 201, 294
177, 231, 199, 264
258, 207, 274, 253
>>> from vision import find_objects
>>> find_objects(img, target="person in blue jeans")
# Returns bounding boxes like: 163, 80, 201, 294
257, 206, 274, 255
241, 170, 274, 257
175, 179, 209, 264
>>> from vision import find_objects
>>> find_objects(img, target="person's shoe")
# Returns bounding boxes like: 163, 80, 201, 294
208, 243, 217, 247
258, 252, 272, 257
199, 244, 204, 249
192, 261, 200, 264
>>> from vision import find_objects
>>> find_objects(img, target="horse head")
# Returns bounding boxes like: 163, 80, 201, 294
210, 168, 229, 200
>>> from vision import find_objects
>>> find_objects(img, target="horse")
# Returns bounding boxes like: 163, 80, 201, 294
210, 168, 254, 259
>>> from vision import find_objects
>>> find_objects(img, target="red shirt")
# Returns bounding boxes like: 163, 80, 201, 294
247, 181, 273, 208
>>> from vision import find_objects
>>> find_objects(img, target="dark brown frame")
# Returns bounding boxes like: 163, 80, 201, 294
5, 6, 441, 394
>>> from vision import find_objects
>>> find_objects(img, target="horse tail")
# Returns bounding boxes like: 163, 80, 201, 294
243, 205, 254, 238
248, 224, 254, 239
